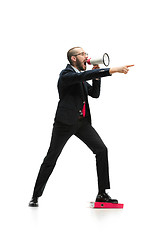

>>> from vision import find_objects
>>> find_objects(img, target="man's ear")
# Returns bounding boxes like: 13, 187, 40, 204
71, 55, 76, 64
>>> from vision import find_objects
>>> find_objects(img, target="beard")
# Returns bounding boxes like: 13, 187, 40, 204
76, 58, 86, 71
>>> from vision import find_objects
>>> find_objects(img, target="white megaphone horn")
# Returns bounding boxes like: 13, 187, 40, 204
87, 53, 110, 67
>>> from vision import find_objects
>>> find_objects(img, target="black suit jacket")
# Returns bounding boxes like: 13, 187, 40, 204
54, 64, 111, 125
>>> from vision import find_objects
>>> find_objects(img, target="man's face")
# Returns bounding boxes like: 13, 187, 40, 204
74, 48, 88, 71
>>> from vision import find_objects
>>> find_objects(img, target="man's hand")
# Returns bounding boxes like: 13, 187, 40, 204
109, 65, 134, 74
92, 64, 100, 70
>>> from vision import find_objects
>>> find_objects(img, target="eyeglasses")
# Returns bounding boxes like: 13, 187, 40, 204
73, 52, 88, 57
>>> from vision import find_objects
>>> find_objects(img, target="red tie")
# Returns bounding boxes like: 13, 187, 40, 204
82, 101, 86, 117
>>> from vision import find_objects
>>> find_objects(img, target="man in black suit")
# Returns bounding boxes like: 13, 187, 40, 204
29, 47, 133, 207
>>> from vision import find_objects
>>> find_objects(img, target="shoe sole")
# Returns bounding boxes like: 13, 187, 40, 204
29, 203, 39, 207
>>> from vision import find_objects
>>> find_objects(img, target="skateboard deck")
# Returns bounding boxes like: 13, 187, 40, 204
90, 202, 124, 209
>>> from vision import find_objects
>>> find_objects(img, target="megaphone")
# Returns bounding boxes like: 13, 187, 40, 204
87, 53, 110, 67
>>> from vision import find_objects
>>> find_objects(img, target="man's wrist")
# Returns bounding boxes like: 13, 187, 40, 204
109, 67, 118, 74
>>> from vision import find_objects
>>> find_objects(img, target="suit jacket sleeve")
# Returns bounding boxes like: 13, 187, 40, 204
86, 80, 101, 98
60, 67, 111, 86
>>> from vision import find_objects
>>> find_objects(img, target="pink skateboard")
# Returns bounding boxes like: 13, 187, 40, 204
90, 202, 124, 209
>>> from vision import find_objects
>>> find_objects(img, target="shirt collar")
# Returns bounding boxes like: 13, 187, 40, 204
71, 65, 81, 73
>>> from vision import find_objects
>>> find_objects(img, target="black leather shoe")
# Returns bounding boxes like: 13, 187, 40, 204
96, 193, 118, 204
29, 197, 39, 207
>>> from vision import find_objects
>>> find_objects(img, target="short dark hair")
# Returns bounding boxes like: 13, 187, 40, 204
67, 47, 81, 64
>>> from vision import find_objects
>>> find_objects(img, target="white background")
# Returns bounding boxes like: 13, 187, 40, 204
0, 0, 160, 239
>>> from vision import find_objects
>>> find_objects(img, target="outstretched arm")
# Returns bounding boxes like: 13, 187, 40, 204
109, 65, 134, 75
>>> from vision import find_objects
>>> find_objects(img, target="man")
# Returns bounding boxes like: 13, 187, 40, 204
29, 47, 134, 207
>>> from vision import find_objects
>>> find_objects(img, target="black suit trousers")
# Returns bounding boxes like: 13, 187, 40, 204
32, 118, 110, 197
